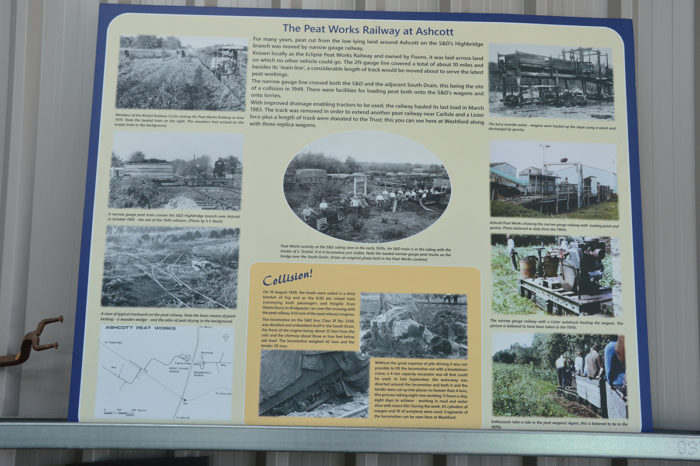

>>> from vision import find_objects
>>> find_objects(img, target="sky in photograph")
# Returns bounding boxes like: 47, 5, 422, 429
112, 131, 243, 161
297, 130, 441, 164
490, 140, 616, 173
179, 36, 248, 48
488, 44, 613, 67
121, 35, 248, 49
491, 332, 535, 354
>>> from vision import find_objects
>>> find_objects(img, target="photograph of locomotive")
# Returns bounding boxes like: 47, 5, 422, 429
490, 140, 618, 219
491, 234, 621, 317
109, 131, 242, 210
360, 293, 467, 359
116, 35, 247, 111
489, 44, 614, 120
492, 332, 627, 419
259, 351, 369, 418
284, 131, 451, 243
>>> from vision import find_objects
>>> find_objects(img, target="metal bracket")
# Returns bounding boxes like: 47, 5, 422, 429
0, 316, 63, 367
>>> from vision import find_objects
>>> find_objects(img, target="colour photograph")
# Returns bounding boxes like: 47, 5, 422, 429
490, 140, 618, 219
492, 333, 628, 419
491, 234, 621, 317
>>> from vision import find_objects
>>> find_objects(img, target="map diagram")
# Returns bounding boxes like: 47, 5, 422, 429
95, 325, 233, 421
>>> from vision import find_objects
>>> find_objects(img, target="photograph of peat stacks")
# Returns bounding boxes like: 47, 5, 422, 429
109, 131, 242, 210
259, 350, 370, 418
101, 226, 239, 309
284, 131, 451, 243
491, 234, 621, 317
360, 293, 467, 359
492, 333, 627, 419
490, 140, 618, 219
117, 35, 247, 111
489, 44, 614, 120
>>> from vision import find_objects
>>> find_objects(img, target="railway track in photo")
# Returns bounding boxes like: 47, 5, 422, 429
142, 253, 229, 309
186, 187, 239, 210
113, 244, 234, 310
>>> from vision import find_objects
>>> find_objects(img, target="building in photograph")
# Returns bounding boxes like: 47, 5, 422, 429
518, 166, 557, 195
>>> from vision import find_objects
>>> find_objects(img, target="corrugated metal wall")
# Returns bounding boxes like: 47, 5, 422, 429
0, 0, 697, 464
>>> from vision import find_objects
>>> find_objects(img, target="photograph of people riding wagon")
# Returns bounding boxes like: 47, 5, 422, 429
283, 131, 451, 243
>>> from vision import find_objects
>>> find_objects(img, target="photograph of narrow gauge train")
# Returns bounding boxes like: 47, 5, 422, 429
284, 131, 451, 243
489, 44, 614, 120
492, 333, 628, 419
117, 35, 247, 111
491, 234, 621, 318
109, 131, 242, 210
490, 140, 618, 219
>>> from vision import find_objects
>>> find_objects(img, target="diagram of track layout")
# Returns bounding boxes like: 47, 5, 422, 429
94, 325, 233, 421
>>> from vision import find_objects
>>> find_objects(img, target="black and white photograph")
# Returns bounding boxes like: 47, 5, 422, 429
360, 293, 467, 359
489, 44, 614, 120
491, 234, 621, 317
109, 131, 243, 210
117, 35, 247, 111
284, 131, 451, 243
259, 351, 369, 418
490, 140, 618, 219
101, 226, 239, 309
492, 333, 627, 419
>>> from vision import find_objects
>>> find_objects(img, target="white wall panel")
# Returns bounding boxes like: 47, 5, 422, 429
0, 0, 45, 420
634, 0, 700, 430
18, 0, 99, 419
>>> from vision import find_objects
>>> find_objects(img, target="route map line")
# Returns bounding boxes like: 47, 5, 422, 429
98, 328, 233, 419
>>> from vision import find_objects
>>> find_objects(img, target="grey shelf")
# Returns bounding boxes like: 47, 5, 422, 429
1, 422, 700, 459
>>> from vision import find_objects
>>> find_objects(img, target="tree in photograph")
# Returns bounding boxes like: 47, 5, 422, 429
133, 34, 163, 49
162, 36, 182, 49
112, 152, 123, 167
344, 156, 361, 173
224, 155, 240, 174
129, 151, 146, 163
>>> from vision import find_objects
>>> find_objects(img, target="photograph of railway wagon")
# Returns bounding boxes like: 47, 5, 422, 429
491, 234, 621, 318
259, 350, 369, 418
101, 226, 239, 309
109, 131, 242, 210
284, 131, 451, 243
492, 333, 628, 419
489, 44, 614, 120
117, 35, 247, 111
490, 140, 618, 219
360, 293, 467, 359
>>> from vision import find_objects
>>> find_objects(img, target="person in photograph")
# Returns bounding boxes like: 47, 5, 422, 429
350, 197, 361, 214
506, 234, 519, 271
605, 335, 626, 389
575, 349, 585, 376
564, 358, 575, 387
555, 353, 566, 387
302, 205, 316, 225
585, 344, 602, 379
